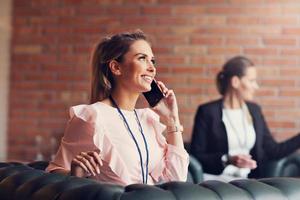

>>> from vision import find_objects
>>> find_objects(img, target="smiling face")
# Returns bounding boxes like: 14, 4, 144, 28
116, 39, 156, 93
235, 66, 259, 101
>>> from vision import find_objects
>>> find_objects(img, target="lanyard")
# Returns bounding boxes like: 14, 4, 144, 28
109, 96, 149, 184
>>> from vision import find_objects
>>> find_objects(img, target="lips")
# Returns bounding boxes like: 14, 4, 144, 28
141, 75, 153, 83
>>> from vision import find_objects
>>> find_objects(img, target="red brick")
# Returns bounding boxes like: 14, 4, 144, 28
257, 67, 279, 77
14, 7, 43, 16
45, 7, 75, 16
280, 49, 300, 56
189, 77, 214, 84
175, 87, 203, 94
29, 17, 58, 26
268, 121, 295, 129
206, 6, 241, 14
244, 48, 279, 56
263, 38, 297, 46
13, 45, 42, 54
191, 56, 224, 65
282, 6, 300, 15
170, 26, 199, 35
193, 16, 226, 25
190, 36, 224, 45
207, 47, 241, 55
280, 68, 300, 76
172, 67, 204, 74
159, 76, 188, 85
260, 17, 298, 25
273, 132, 300, 142
143, 6, 172, 15
155, 17, 192, 25
109, 6, 141, 15
123, 17, 155, 26
257, 89, 277, 96
157, 55, 187, 65
279, 89, 300, 97
174, 46, 206, 55
173, 6, 205, 15
244, 27, 281, 35
226, 37, 259, 46
155, 35, 189, 45
197, 27, 244, 35
227, 16, 259, 25
75, 7, 108, 15
156, 66, 171, 73
152, 46, 173, 54
262, 58, 297, 66
283, 28, 300, 35
260, 79, 295, 87
260, 99, 296, 107
228, 0, 266, 4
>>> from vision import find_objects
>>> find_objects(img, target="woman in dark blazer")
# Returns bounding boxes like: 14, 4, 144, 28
190, 56, 300, 179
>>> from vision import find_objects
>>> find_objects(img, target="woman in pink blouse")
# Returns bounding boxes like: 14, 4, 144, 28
46, 30, 189, 186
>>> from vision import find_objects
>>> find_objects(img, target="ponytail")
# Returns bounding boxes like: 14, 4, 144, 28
216, 56, 254, 96
90, 38, 113, 104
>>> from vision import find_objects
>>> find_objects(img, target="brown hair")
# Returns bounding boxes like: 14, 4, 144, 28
216, 56, 254, 96
90, 30, 148, 104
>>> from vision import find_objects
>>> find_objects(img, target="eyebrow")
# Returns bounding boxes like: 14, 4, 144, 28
134, 53, 155, 59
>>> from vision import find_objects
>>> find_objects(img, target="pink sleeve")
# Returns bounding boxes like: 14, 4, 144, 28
46, 105, 98, 172
146, 109, 189, 183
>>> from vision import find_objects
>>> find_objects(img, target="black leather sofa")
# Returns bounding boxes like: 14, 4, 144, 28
185, 142, 300, 180
1, 161, 300, 200
263, 153, 300, 178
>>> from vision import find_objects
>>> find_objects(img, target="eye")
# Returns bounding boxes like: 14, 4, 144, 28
138, 56, 146, 61
151, 59, 156, 65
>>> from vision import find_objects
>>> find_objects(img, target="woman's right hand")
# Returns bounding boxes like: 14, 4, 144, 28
70, 150, 102, 177
228, 154, 257, 169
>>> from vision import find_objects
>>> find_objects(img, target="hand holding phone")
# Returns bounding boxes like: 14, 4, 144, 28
143, 80, 164, 107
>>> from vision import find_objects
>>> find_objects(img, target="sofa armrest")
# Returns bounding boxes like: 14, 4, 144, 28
262, 153, 300, 177
187, 154, 203, 183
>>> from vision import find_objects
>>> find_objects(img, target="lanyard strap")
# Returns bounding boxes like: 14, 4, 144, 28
109, 96, 149, 184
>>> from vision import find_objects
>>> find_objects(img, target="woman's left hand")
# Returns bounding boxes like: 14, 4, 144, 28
152, 81, 180, 125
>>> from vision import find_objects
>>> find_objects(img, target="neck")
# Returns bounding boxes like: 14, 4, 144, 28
110, 86, 139, 111
223, 91, 244, 109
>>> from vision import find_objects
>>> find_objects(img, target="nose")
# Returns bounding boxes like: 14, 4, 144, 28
147, 60, 156, 74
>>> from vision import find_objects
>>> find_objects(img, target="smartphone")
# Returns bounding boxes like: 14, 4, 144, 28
143, 80, 164, 107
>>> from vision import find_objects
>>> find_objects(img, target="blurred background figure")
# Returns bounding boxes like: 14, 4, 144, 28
190, 56, 300, 181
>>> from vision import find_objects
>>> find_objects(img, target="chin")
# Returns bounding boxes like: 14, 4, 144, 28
138, 85, 151, 93
244, 95, 254, 101
143, 86, 151, 92
143, 83, 152, 91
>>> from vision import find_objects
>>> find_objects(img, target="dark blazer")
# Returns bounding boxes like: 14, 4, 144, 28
190, 99, 300, 178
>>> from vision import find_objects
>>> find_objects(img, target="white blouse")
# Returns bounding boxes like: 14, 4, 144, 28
222, 105, 256, 178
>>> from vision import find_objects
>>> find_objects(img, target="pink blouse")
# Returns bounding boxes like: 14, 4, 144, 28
46, 102, 189, 186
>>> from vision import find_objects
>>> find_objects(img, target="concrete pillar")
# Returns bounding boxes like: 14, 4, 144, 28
0, 0, 12, 161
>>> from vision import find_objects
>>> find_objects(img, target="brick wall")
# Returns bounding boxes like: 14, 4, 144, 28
9, 0, 300, 161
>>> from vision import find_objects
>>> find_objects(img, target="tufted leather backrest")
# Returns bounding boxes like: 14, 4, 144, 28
1, 162, 300, 200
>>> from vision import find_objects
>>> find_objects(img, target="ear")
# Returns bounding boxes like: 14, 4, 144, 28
108, 60, 122, 76
231, 76, 240, 89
